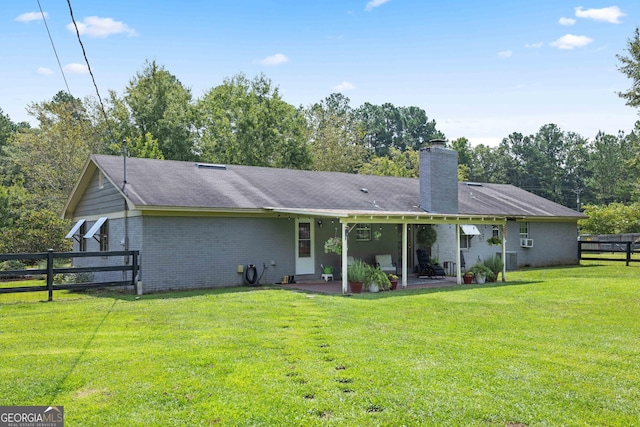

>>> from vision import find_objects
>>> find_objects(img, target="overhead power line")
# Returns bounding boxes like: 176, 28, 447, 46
65, 0, 116, 142
37, 0, 71, 94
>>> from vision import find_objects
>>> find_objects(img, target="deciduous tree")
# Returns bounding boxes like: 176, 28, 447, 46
122, 60, 196, 161
304, 93, 366, 172
196, 73, 311, 169
7, 92, 101, 210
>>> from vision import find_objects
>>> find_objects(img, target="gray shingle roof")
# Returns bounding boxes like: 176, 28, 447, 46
91, 154, 584, 219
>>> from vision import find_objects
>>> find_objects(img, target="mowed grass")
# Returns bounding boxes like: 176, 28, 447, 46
1, 263, 639, 426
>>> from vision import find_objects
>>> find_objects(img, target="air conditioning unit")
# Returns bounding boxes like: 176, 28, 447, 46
520, 238, 534, 248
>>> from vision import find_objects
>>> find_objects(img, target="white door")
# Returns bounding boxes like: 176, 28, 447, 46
295, 218, 315, 275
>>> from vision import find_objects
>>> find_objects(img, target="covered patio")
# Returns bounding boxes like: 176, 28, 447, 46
270, 207, 508, 294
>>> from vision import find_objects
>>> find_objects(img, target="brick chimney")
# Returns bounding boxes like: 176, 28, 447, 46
419, 140, 459, 214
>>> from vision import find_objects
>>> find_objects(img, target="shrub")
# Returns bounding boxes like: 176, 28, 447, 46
346, 259, 368, 283
483, 256, 504, 280
54, 272, 95, 285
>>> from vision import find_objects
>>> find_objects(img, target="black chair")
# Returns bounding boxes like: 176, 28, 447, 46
416, 249, 446, 279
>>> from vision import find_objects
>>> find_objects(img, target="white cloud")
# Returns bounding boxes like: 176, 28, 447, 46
559, 17, 576, 26
550, 34, 593, 50
334, 81, 355, 91
15, 11, 47, 22
365, 0, 391, 12
498, 50, 512, 58
67, 16, 137, 38
37, 67, 53, 75
63, 63, 89, 74
259, 53, 289, 66
525, 42, 543, 48
575, 6, 625, 24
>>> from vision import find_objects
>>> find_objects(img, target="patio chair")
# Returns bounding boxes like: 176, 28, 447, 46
374, 254, 396, 274
416, 249, 446, 279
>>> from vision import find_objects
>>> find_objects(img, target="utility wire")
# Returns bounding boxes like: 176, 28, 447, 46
37, 0, 71, 94
65, 0, 116, 143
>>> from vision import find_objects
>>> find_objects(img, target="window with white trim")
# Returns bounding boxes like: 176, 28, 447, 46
460, 234, 470, 249
355, 224, 372, 241
519, 222, 529, 239
99, 221, 109, 251
79, 222, 87, 252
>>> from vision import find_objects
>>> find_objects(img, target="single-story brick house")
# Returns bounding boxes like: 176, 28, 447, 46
63, 144, 585, 293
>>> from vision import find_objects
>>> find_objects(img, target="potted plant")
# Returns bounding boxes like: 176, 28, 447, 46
487, 235, 502, 246
388, 273, 399, 290
416, 225, 437, 249
346, 258, 368, 293
463, 270, 474, 284
482, 256, 504, 282
468, 263, 494, 284
324, 237, 342, 254
365, 265, 391, 292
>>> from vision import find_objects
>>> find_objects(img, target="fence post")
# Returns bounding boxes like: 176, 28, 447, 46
131, 250, 138, 287
47, 249, 54, 302
626, 241, 631, 266
577, 241, 582, 262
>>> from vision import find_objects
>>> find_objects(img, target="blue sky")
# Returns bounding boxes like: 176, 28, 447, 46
3, 1, 640, 145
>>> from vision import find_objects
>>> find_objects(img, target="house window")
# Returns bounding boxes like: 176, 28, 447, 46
519, 222, 529, 238
460, 234, 470, 249
99, 171, 104, 189
99, 221, 109, 251
492, 226, 500, 238
79, 222, 87, 252
355, 224, 372, 241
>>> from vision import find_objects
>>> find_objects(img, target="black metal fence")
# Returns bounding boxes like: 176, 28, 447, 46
578, 241, 638, 266
0, 250, 140, 301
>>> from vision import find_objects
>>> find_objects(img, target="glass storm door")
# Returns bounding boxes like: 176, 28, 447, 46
295, 218, 315, 275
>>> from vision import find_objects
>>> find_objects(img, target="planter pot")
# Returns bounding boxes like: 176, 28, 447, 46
463, 275, 474, 284
475, 274, 486, 284
368, 282, 380, 293
349, 281, 363, 294
390, 280, 398, 290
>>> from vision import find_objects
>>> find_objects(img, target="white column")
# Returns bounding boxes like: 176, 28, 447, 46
501, 223, 507, 282
455, 224, 462, 285
402, 223, 408, 289
341, 222, 348, 294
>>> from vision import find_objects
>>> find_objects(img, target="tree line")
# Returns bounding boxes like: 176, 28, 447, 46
2, 27, 640, 252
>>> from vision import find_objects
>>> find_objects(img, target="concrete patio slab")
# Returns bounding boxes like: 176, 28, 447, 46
280, 275, 459, 294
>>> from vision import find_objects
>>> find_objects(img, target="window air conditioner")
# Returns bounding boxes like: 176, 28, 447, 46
520, 238, 534, 248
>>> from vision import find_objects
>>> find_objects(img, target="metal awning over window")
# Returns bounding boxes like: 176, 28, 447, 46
65, 219, 86, 239
84, 217, 108, 239
460, 224, 481, 235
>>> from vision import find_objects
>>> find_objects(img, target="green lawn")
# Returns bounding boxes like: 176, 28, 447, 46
1, 263, 639, 426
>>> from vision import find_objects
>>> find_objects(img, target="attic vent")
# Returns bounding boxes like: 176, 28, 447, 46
195, 163, 226, 170
360, 188, 368, 193
465, 182, 483, 187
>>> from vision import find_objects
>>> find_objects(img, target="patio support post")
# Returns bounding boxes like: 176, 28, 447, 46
401, 223, 408, 289
341, 222, 348, 294
501, 223, 507, 282
455, 225, 462, 285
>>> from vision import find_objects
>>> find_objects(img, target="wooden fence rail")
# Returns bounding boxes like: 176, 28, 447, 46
0, 250, 140, 301
578, 241, 638, 266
